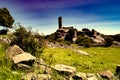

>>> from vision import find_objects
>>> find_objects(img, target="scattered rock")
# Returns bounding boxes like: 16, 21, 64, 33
112, 41, 120, 47
76, 50, 89, 56
17, 63, 31, 70
23, 73, 52, 80
73, 72, 86, 80
6, 45, 24, 59
99, 70, 114, 79
53, 64, 76, 74
36, 74, 52, 80
86, 73, 98, 80
12, 52, 36, 64
87, 75, 98, 80
35, 58, 52, 74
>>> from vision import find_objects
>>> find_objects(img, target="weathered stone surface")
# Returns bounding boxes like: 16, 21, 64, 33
23, 73, 52, 80
76, 50, 89, 56
53, 64, 76, 74
99, 70, 114, 79
87, 75, 98, 80
112, 41, 120, 47
86, 73, 98, 80
12, 52, 36, 64
37, 74, 52, 80
17, 63, 31, 69
35, 58, 52, 74
6, 45, 24, 59
73, 72, 86, 80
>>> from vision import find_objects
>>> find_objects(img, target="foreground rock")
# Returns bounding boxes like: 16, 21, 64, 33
76, 50, 90, 56
86, 73, 98, 80
99, 70, 114, 79
6, 45, 24, 59
35, 58, 52, 74
23, 73, 52, 80
6, 45, 36, 69
12, 52, 36, 64
53, 64, 76, 75
73, 72, 86, 80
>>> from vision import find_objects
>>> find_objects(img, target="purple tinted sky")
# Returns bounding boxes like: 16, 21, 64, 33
0, 0, 120, 35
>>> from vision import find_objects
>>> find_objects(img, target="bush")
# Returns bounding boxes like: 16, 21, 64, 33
10, 25, 45, 57
104, 37, 113, 47
113, 34, 120, 42
76, 36, 93, 47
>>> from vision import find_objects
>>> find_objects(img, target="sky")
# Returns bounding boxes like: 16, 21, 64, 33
0, 0, 120, 35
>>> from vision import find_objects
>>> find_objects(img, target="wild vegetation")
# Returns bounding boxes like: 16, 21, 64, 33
0, 43, 22, 80
10, 24, 45, 57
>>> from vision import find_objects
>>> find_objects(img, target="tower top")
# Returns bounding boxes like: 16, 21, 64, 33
58, 16, 62, 29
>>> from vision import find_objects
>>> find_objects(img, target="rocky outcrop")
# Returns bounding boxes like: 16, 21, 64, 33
12, 52, 36, 64
6, 45, 36, 69
99, 70, 114, 79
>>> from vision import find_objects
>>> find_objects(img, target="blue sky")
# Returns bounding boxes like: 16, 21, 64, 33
0, 0, 120, 35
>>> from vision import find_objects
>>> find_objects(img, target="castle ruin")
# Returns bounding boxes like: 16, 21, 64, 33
56, 16, 105, 44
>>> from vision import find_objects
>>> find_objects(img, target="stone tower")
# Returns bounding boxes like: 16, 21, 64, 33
58, 16, 62, 29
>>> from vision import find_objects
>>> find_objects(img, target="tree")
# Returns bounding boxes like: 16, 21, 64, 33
0, 7, 14, 28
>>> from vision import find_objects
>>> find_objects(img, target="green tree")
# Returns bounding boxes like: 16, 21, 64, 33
0, 7, 14, 28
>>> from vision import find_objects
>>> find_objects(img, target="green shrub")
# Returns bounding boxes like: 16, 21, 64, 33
10, 25, 45, 57
76, 36, 93, 47
113, 34, 120, 42
104, 37, 113, 47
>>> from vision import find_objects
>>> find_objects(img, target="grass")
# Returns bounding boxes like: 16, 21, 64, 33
0, 43, 22, 80
0, 41, 120, 79
41, 47, 120, 73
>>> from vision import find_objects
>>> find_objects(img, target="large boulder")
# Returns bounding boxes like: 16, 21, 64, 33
12, 52, 36, 64
53, 64, 76, 75
99, 70, 114, 79
6, 45, 24, 59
